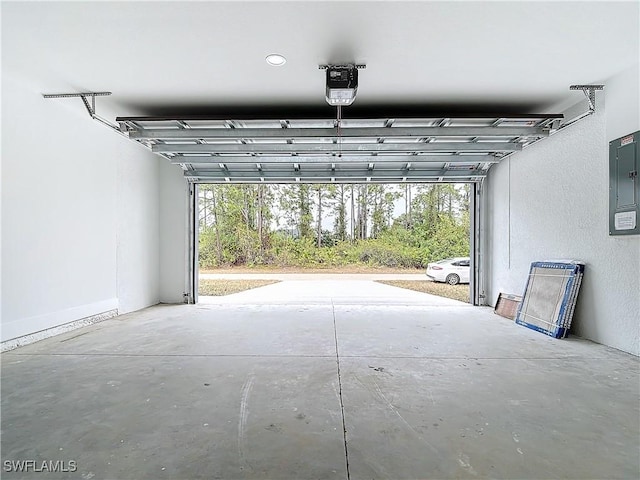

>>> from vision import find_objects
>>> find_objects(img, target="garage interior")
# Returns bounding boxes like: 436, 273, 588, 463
2, 2, 639, 479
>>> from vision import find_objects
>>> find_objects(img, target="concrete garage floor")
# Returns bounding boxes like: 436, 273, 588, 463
2, 280, 639, 480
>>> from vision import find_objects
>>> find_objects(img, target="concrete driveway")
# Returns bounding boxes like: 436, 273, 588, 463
2, 279, 638, 480
199, 276, 465, 306
199, 272, 427, 281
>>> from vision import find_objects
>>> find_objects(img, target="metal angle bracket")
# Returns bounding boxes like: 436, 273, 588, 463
318, 64, 367, 70
569, 84, 604, 112
42, 91, 122, 134
43, 91, 111, 116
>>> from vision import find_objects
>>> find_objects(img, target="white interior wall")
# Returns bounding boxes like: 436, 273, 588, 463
1, 74, 163, 342
116, 141, 161, 314
159, 161, 189, 304
605, 65, 640, 141
483, 66, 640, 356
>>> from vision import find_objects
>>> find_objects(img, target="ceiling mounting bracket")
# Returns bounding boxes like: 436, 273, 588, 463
569, 84, 604, 112
318, 64, 366, 70
42, 91, 123, 134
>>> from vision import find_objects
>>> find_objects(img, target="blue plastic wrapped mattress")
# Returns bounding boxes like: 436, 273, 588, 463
515, 261, 585, 339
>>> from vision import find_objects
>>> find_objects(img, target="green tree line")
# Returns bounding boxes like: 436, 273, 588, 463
199, 183, 470, 269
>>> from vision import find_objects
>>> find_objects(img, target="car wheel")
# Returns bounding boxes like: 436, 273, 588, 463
446, 274, 460, 285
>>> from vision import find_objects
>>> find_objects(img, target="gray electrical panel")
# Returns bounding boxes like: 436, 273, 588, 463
609, 131, 639, 236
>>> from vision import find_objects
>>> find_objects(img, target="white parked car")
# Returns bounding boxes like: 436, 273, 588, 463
426, 257, 470, 285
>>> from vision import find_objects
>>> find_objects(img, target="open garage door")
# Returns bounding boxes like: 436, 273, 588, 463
116, 113, 560, 183
193, 181, 477, 305
116, 113, 563, 306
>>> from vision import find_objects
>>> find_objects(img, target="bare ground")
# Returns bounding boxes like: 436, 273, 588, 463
376, 280, 470, 303
200, 265, 423, 275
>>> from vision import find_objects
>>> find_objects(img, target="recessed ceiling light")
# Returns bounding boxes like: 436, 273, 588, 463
265, 54, 286, 66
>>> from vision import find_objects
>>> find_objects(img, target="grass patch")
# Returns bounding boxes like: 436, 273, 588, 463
199, 279, 280, 296
377, 280, 470, 303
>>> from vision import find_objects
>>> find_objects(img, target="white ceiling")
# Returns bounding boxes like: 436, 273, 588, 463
2, 1, 639, 121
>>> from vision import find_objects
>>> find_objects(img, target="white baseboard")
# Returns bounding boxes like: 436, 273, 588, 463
1, 301, 119, 352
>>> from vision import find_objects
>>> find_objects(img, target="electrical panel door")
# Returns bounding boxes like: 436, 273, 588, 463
609, 131, 639, 236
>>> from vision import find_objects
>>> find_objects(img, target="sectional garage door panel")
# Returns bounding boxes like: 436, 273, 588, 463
116, 114, 562, 183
